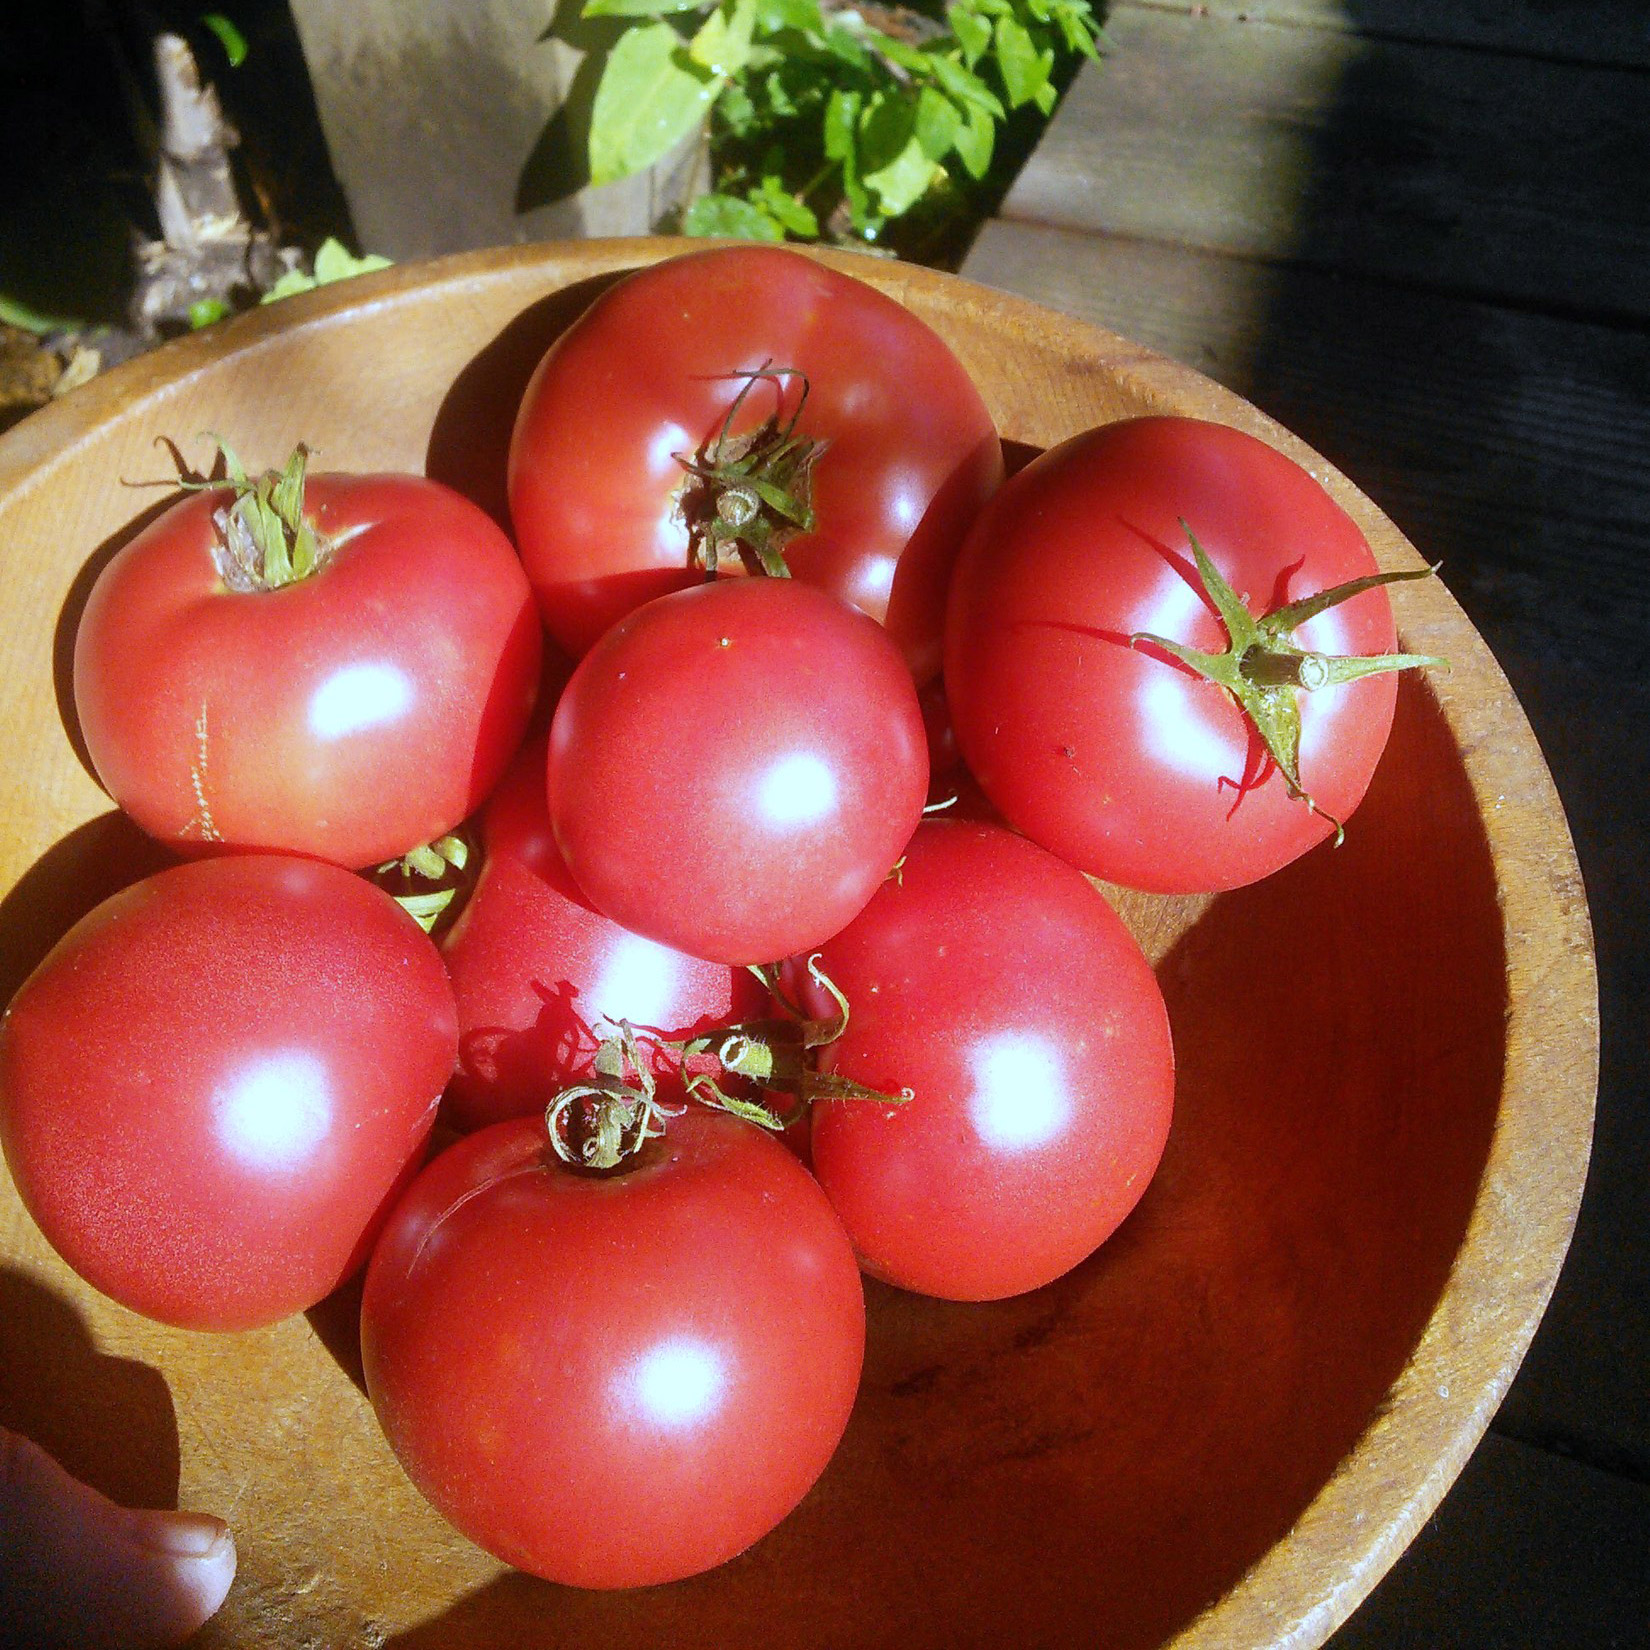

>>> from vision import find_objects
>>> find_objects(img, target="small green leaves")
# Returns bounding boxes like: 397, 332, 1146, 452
1131, 523, 1447, 840
261, 238, 391, 304
585, 0, 1100, 245
589, 24, 720, 185
200, 12, 248, 68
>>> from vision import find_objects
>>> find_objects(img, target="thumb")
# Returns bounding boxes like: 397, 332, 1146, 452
0, 1426, 236, 1649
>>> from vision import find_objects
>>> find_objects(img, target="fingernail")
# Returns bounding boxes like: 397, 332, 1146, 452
138, 1511, 232, 1558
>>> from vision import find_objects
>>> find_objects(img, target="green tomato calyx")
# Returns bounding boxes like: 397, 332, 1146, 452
675, 364, 827, 579
195, 439, 336, 592
1130, 522, 1447, 842
673, 955, 913, 1131
546, 1021, 685, 1172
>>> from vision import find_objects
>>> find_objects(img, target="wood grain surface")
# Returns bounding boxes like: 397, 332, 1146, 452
960, 1, 1645, 1640
0, 241, 1595, 1648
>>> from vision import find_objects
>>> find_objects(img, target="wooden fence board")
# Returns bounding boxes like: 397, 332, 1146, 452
1116, 0, 1650, 68
1007, 6, 1650, 321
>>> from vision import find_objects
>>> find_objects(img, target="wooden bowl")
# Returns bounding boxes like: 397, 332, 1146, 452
0, 241, 1596, 1649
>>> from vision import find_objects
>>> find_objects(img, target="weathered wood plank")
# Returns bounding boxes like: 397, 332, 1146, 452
1330, 1431, 1650, 1646
963, 222, 1650, 664
1007, 6, 1650, 321
960, 220, 1650, 1480
1120, 0, 1650, 69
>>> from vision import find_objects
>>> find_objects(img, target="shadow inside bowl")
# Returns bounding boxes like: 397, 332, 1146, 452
366, 671, 1504, 1650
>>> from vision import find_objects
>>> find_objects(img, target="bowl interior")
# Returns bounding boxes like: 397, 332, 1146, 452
0, 241, 1590, 1650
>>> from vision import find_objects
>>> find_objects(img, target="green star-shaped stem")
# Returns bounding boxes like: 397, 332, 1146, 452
1131, 523, 1447, 841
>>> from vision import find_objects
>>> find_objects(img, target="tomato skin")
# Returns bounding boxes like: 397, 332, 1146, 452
74, 472, 542, 869
360, 1107, 865, 1588
441, 736, 766, 1131
549, 578, 928, 966
507, 245, 1004, 682
0, 855, 457, 1331
805, 819, 1175, 1302
944, 416, 1403, 893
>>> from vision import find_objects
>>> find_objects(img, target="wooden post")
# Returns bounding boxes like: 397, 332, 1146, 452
286, 0, 706, 259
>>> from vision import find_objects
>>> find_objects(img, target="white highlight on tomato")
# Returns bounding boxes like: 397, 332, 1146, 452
756, 750, 838, 827
1136, 670, 1233, 781
307, 661, 414, 740
966, 1032, 1071, 1152
626, 1338, 726, 1428
215, 1050, 334, 1171
589, 932, 686, 1033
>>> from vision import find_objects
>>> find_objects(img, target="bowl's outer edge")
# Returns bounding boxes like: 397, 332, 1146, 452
0, 238, 1598, 1650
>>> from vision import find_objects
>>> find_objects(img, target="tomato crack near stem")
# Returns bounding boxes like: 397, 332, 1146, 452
1130, 522, 1447, 841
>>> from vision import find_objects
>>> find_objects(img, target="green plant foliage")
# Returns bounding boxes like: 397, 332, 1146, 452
583, 0, 1104, 249
259, 238, 392, 306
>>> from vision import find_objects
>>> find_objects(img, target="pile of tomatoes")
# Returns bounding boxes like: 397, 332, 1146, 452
0, 246, 1432, 1590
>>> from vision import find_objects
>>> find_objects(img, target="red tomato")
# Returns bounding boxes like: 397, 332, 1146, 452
549, 578, 928, 966
805, 819, 1175, 1302
0, 855, 456, 1331
441, 736, 766, 1132
508, 245, 1004, 682
74, 463, 541, 869
360, 1106, 865, 1588
944, 417, 1421, 893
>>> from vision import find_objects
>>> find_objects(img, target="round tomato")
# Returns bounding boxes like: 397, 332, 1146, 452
945, 416, 1435, 893
360, 1106, 865, 1588
507, 244, 1004, 682
0, 855, 456, 1331
549, 578, 928, 966
441, 735, 766, 1132
804, 819, 1175, 1302
74, 454, 541, 869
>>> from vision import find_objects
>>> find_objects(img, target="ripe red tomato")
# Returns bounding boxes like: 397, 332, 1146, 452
508, 244, 1004, 682
441, 735, 766, 1132
945, 416, 1426, 893
360, 1106, 865, 1588
549, 578, 928, 966
805, 819, 1175, 1302
74, 459, 541, 869
0, 855, 457, 1331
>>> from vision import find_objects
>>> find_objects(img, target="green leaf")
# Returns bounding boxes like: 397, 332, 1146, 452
859, 94, 939, 217
994, 13, 1053, 108
690, 0, 758, 76
864, 135, 939, 216
914, 86, 961, 162
1051, 0, 1102, 55
200, 12, 248, 67
589, 22, 721, 184
260, 268, 314, 303
311, 237, 392, 283
823, 86, 861, 162
755, 0, 824, 33
951, 99, 996, 179
0, 292, 87, 334
946, 3, 992, 64
822, 22, 873, 70
583, 0, 704, 15
824, 88, 876, 231
864, 30, 931, 75
927, 52, 1005, 118
754, 175, 819, 236
187, 296, 230, 328
717, 74, 760, 135
683, 192, 788, 239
